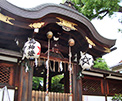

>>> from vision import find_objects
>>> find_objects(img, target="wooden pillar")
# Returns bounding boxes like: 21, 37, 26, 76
64, 63, 69, 93
43, 76, 46, 91
64, 71, 69, 93
43, 70, 46, 91
77, 65, 82, 101
72, 64, 82, 101
105, 95, 107, 101
18, 61, 34, 101
49, 72, 52, 91
14, 64, 20, 101
103, 75, 108, 101
77, 78, 82, 101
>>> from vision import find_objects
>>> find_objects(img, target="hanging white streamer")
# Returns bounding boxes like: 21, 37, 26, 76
0, 87, 4, 92
59, 61, 63, 71
35, 58, 38, 67
25, 62, 29, 72
45, 60, 48, 69
0, 86, 11, 101
68, 64, 72, 71
74, 54, 77, 62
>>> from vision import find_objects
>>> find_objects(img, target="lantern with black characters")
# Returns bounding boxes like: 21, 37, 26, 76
22, 38, 41, 67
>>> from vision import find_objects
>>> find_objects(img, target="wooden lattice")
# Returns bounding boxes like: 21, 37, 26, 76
108, 80, 122, 95
0, 65, 10, 84
82, 77, 102, 95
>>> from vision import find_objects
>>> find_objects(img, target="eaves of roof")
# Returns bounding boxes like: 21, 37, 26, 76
0, 0, 116, 47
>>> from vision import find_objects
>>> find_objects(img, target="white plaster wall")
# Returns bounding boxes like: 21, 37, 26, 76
83, 95, 113, 101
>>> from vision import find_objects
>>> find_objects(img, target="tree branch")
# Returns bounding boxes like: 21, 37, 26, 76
97, 10, 109, 15
101, 11, 109, 18
91, 10, 109, 19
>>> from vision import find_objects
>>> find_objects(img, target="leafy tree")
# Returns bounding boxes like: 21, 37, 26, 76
112, 94, 122, 101
93, 58, 110, 70
32, 75, 64, 92
32, 77, 43, 90
51, 74, 64, 93
63, 0, 122, 20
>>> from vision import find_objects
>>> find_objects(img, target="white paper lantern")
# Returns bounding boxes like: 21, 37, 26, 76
22, 38, 41, 60
79, 51, 94, 70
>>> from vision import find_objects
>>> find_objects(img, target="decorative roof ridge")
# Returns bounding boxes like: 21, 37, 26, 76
5, 0, 76, 12
0, 0, 89, 21
0, 0, 116, 47
60, 1, 77, 11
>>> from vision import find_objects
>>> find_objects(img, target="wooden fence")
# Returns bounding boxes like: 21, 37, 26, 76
32, 90, 70, 101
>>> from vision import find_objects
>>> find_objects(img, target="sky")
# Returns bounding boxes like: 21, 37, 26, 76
92, 13, 122, 67
7, 0, 122, 67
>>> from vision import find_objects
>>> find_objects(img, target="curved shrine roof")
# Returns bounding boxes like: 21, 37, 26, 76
0, 0, 116, 58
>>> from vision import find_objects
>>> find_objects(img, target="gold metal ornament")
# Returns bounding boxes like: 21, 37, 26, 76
56, 17, 77, 31
85, 36, 95, 46
0, 13, 15, 25
29, 22, 45, 28
47, 31, 53, 39
104, 47, 110, 53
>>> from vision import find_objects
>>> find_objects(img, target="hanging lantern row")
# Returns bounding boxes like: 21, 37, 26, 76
21, 29, 94, 101
22, 29, 94, 71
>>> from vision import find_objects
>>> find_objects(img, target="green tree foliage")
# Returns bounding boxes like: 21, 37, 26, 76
32, 77, 43, 90
65, 0, 121, 20
32, 75, 64, 92
93, 58, 110, 70
51, 74, 64, 93
112, 94, 122, 101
